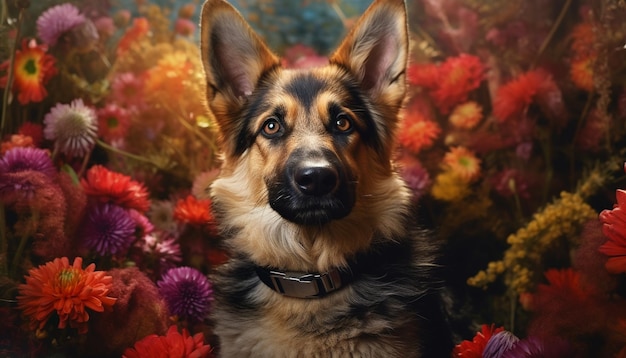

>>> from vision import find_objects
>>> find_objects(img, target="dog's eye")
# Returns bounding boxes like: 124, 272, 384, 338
261, 117, 283, 137
334, 114, 353, 133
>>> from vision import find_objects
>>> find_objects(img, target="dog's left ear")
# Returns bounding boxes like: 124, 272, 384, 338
330, 0, 408, 105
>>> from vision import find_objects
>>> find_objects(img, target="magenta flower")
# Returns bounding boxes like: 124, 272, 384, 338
157, 266, 212, 321
133, 230, 182, 278
44, 99, 98, 158
36, 4, 86, 46
0, 147, 56, 178
82, 203, 137, 256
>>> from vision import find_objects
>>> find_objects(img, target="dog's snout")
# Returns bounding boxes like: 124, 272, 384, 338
294, 165, 338, 196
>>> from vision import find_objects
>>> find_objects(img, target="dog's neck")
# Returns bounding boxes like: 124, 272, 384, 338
254, 264, 357, 299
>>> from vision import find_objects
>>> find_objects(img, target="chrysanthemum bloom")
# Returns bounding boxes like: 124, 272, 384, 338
129, 209, 154, 236
1, 134, 34, 155
430, 54, 485, 114
110, 72, 147, 110
599, 189, 626, 273
133, 231, 182, 278
43, 99, 98, 158
570, 54, 595, 92
18, 121, 44, 146
173, 195, 215, 226
82, 202, 137, 256
483, 330, 519, 358
81, 165, 151, 213
431, 171, 470, 202
407, 62, 440, 88
398, 111, 441, 154
442, 146, 481, 182
96, 103, 131, 142
453, 324, 504, 358
174, 18, 196, 37
449, 101, 483, 129
492, 69, 562, 124
117, 18, 150, 56
122, 325, 213, 358
157, 266, 212, 322
36, 3, 86, 46
0, 39, 57, 105
0, 147, 56, 178
17, 256, 116, 334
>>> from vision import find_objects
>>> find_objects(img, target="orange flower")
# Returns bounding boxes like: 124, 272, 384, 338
570, 55, 595, 92
144, 51, 194, 102
117, 18, 150, 56
431, 54, 485, 114
0, 39, 57, 105
442, 146, 481, 182
81, 165, 151, 213
492, 69, 556, 123
449, 101, 483, 129
1, 134, 34, 155
173, 195, 215, 226
398, 111, 441, 154
17, 257, 116, 334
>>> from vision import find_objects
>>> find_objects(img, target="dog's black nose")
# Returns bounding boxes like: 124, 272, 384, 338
294, 165, 339, 196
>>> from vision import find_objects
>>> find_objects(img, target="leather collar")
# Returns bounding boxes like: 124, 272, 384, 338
254, 265, 357, 299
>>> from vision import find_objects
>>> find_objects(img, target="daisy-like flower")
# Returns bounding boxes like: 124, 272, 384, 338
599, 189, 626, 273
570, 54, 595, 92
173, 195, 215, 226
453, 324, 504, 358
0, 147, 56, 178
43, 99, 98, 158
122, 324, 213, 358
157, 267, 213, 322
398, 111, 441, 154
36, 3, 86, 47
430, 54, 485, 114
431, 171, 469, 202
96, 103, 131, 142
442, 146, 481, 182
449, 101, 483, 129
82, 203, 137, 256
110, 72, 146, 110
483, 330, 519, 358
0, 39, 57, 105
117, 18, 150, 56
81, 165, 151, 213
134, 230, 182, 278
16, 256, 116, 334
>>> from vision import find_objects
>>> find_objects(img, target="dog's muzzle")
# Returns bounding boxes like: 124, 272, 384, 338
268, 149, 355, 225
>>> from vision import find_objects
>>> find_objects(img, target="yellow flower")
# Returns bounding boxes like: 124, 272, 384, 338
449, 101, 483, 130
431, 171, 469, 202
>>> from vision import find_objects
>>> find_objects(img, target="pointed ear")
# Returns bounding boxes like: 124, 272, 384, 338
200, 0, 279, 116
330, 0, 408, 104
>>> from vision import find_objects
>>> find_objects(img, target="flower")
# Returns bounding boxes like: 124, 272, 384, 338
81, 165, 151, 213
36, 3, 86, 46
122, 324, 213, 358
599, 189, 626, 273
490, 169, 530, 200
117, 18, 150, 56
43, 99, 98, 158
82, 203, 137, 256
431, 54, 485, 114
453, 324, 505, 358
133, 230, 182, 278
110, 72, 147, 109
483, 330, 519, 358
449, 101, 483, 129
157, 267, 213, 321
431, 171, 470, 202
96, 103, 132, 142
442, 146, 481, 182
174, 18, 196, 37
398, 111, 441, 154
0, 147, 56, 178
570, 55, 595, 92
18, 121, 44, 146
173, 195, 214, 226
17, 257, 116, 334
502, 336, 574, 358
1, 134, 34, 155
398, 157, 431, 200
0, 39, 57, 105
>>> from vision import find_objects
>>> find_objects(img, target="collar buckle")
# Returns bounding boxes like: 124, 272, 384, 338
267, 269, 343, 299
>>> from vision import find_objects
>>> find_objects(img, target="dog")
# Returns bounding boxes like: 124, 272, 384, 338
200, 0, 454, 356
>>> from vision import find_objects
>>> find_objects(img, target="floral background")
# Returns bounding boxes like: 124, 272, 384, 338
1, 0, 626, 356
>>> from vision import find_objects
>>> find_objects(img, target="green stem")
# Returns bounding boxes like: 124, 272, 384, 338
96, 139, 161, 167
532, 0, 573, 67
0, 8, 23, 137
10, 211, 38, 278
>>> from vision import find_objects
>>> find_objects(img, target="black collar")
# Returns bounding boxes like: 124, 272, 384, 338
254, 264, 357, 299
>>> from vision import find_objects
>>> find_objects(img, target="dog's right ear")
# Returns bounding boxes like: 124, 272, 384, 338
200, 0, 279, 135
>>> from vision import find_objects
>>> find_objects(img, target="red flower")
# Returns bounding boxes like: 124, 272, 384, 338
81, 165, 151, 213
117, 18, 150, 56
17, 257, 116, 334
0, 39, 57, 105
599, 189, 626, 273
453, 324, 504, 357
173, 195, 215, 227
122, 325, 213, 358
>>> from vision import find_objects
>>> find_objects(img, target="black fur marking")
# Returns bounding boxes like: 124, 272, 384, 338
284, 74, 327, 110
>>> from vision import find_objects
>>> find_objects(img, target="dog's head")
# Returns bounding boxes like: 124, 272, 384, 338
201, 0, 411, 269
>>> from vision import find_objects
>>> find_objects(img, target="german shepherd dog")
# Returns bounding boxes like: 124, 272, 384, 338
200, 0, 454, 356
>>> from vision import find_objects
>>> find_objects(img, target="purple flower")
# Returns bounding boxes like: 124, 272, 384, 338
82, 202, 137, 256
0, 147, 56, 178
157, 266, 212, 321
503, 336, 574, 358
134, 230, 182, 278
36, 4, 86, 46
483, 330, 519, 358
44, 99, 98, 158
399, 160, 431, 200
